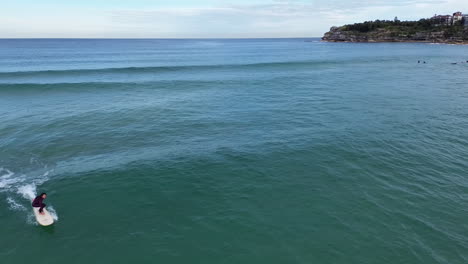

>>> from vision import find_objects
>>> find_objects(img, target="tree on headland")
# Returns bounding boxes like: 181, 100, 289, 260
343, 18, 464, 33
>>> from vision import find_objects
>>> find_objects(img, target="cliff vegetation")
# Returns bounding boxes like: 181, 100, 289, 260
322, 18, 468, 44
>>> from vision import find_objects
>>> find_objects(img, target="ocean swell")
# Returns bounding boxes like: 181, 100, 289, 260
0, 58, 385, 79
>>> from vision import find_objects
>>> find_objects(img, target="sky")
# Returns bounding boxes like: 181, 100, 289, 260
1, 0, 468, 38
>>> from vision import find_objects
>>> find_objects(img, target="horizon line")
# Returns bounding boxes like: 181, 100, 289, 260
0, 37, 321, 40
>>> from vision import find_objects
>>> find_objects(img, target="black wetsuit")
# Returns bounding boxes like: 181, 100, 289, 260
32, 196, 46, 213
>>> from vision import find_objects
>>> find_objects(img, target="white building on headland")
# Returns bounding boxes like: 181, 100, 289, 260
432, 12, 468, 26
453, 12, 463, 23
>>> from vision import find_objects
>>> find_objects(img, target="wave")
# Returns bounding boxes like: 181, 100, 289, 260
0, 79, 236, 92
0, 81, 138, 91
0, 59, 371, 79
0, 76, 296, 92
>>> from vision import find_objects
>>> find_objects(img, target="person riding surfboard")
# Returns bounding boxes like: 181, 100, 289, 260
32, 193, 47, 215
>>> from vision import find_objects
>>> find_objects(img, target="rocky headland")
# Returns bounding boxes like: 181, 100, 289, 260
322, 15, 468, 44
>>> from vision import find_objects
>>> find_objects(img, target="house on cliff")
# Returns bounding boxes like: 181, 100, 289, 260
432, 14, 452, 26
453, 12, 463, 22
463, 14, 468, 27
453, 12, 463, 25
432, 12, 467, 26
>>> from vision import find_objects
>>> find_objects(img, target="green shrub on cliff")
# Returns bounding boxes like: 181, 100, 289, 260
343, 19, 462, 33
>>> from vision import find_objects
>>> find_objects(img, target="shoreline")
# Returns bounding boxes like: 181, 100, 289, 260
321, 39, 468, 45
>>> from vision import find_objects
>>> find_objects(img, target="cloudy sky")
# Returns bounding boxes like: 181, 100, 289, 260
1, 0, 468, 38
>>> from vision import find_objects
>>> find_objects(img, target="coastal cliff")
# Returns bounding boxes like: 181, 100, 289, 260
322, 19, 468, 44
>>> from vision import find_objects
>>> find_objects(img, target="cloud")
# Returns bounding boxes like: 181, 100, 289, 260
111, 0, 448, 22
107, 0, 455, 37
2, 0, 468, 37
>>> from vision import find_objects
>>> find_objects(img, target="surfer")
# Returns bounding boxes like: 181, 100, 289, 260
32, 193, 47, 215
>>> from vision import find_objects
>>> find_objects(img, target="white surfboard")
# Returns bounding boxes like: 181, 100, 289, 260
33, 207, 54, 226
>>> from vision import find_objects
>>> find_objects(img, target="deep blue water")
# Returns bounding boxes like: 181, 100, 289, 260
1, 39, 468, 264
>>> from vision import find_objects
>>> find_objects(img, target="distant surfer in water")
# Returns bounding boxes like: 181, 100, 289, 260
32, 193, 47, 214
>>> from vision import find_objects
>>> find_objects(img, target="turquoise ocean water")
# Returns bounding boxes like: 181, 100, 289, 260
1, 39, 468, 263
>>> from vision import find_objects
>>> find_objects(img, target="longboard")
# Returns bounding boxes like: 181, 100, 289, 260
33, 207, 54, 226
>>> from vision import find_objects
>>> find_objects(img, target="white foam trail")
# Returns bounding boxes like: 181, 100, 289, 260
0, 167, 14, 178
17, 184, 37, 201
16, 169, 52, 200
47, 206, 59, 221
0, 168, 25, 189
6, 197, 26, 211
16, 178, 59, 222
0, 166, 58, 224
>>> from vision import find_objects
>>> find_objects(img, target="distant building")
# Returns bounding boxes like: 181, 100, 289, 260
463, 14, 468, 27
453, 11, 463, 24
432, 15, 452, 26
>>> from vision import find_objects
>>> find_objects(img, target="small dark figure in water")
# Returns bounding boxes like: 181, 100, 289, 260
32, 193, 47, 214
452, 62, 458, 65
418, 60, 420, 63
423, 61, 426, 64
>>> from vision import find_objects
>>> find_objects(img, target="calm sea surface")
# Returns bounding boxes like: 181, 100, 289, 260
1, 39, 468, 264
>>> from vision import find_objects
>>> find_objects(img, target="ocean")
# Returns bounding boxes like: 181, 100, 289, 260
1, 38, 468, 264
